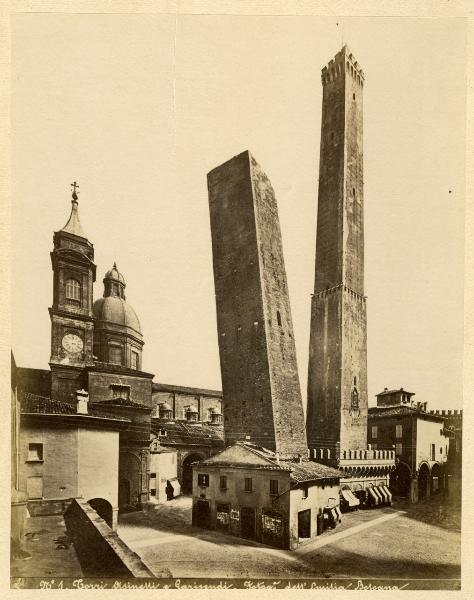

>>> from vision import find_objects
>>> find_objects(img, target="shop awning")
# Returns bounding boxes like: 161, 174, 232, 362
381, 485, 392, 503
367, 487, 380, 505
341, 489, 359, 507
372, 486, 384, 504
376, 486, 390, 503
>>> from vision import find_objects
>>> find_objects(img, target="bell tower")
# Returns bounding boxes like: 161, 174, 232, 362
49, 183, 96, 402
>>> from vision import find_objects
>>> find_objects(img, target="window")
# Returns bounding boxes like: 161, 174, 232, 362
244, 477, 253, 492
396, 424, 403, 438
440, 447, 443, 455
150, 473, 156, 479
65, 278, 81, 305
159, 429, 167, 437
371, 426, 378, 439
302, 483, 309, 499
198, 473, 209, 487
270, 480, 278, 496
110, 384, 130, 400
220, 476, 227, 491
276, 310, 282, 327
150, 489, 156, 496
109, 344, 122, 365
351, 387, 359, 411
431, 444, 436, 461
27, 443, 43, 462
186, 407, 198, 422
131, 351, 139, 370
353, 93, 356, 100
395, 443, 403, 455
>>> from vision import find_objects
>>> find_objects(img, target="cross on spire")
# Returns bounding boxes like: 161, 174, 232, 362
71, 181, 79, 201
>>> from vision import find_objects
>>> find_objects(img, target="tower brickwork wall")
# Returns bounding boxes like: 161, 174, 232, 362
208, 151, 307, 458
307, 47, 368, 452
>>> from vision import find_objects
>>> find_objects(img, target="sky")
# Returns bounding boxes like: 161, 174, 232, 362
11, 14, 466, 410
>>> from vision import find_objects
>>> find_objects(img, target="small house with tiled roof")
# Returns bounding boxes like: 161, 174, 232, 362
19, 389, 130, 529
192, 442, 341, 549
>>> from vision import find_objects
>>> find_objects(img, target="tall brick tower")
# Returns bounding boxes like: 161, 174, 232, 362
307, 47, 368, 455
208, 150, 307, 459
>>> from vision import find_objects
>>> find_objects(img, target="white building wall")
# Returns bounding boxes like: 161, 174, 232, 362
416, 419, 449, 469
78, 427, 119, 511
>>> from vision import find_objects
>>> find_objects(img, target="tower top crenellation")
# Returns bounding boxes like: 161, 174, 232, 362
321, 46, 365, 86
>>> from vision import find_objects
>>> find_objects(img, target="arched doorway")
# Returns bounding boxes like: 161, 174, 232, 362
418, 463, 430, 500
118, 478, 131, 508
431, 463, 441, 495
390, 462, 411, 497
88, 498, 113, 528
181, 453, 204, 494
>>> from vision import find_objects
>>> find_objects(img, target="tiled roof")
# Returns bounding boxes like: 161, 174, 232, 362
151, 419, 224, 447
368, 405, 444, 421
282, 460, 341, 482
196, 442, 341, 481
90, 398, 151, 411
21, 392, 130, 422
376, 388, 415, 397
152, 382, 222, 398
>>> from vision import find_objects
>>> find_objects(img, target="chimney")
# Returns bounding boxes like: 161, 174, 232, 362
76, 389, 89, 414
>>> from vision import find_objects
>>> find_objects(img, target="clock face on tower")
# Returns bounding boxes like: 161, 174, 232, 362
62, 333, 84, 354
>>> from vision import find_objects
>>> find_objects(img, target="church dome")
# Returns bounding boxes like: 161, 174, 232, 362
93, 263, 144, 368
93, 296, 142, 335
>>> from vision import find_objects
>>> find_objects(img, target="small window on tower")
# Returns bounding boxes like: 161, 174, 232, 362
353, 93, 356, 100
352, 188, 356, 197
65, 279, 81, 305
276, 310, 282, 327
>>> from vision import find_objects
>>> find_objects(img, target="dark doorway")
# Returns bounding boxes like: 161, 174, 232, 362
192, 500, 211, 529
390, 462, 411, 497
240, 507, 256, 540
182, 454, 203, 494
298, 509, 311, 538
88, 498, 113, 528
418, 464, 430, 500
431, 463, 441, 495
118, 478, 130, 508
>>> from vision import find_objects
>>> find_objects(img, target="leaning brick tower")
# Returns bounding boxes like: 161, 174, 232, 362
307, 46, 368, 455
207, 150, 308, 459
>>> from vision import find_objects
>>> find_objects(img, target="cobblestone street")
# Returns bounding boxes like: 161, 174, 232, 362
118, 492, 461, 587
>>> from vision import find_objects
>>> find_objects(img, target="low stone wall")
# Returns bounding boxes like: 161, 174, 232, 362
27, 498, 73, 517
64, 498, 154, 577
